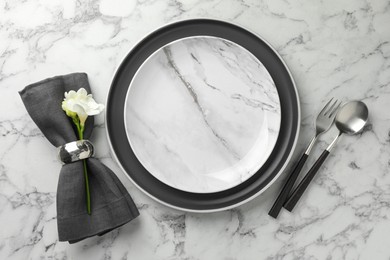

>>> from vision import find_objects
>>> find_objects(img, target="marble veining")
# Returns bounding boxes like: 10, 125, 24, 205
125, 36, 281, 193
1, 0, 390, 259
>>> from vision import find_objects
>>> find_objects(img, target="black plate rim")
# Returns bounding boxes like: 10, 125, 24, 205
105, 18, 301, 212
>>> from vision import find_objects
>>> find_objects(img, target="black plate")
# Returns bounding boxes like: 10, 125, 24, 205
106, 19, 300, 211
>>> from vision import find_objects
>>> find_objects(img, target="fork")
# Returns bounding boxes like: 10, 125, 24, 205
268, 98, 341, 218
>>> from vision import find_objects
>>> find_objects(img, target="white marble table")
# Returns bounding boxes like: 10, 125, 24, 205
1, 0, 389, 259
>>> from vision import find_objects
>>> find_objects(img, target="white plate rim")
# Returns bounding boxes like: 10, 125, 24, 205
123, 35, 282, 193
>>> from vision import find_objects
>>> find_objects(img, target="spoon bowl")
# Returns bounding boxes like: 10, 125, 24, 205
335, 101, 369, 135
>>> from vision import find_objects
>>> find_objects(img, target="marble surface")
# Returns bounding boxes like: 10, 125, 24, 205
125, 36, 280, 193
0, 0, 389, 259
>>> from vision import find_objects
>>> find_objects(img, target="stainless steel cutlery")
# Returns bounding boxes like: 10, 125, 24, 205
269, 98, 341, 218
284, 101, 369, 211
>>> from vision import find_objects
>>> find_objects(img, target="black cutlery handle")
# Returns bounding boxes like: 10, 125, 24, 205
268, 153, 308, 218
284, 150, 330, 212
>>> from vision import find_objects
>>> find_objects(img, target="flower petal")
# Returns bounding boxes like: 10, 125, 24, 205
77, 88, 88, 97
64, 90, 77, 99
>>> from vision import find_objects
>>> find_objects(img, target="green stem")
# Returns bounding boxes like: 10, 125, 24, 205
77, 123, 91, 215
82, 159, 91, 215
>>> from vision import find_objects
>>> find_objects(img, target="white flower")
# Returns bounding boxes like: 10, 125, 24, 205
62, 88, 105, 126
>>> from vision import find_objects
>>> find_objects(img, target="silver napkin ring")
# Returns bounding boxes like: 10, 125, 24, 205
58, 140, 94, 164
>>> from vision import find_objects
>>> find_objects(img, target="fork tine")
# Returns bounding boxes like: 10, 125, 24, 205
329, 101, 341, 118
324, 99, 338, 116
319, 98, 333, 115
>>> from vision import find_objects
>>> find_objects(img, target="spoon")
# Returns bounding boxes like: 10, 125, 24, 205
283, 101, 369, 211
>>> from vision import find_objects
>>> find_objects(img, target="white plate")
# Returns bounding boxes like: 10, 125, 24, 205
124, 36, 281, 193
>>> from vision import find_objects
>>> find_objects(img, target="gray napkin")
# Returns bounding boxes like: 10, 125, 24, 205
19, 73, 139, 243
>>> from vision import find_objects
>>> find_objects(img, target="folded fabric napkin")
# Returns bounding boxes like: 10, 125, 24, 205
19, 73, 139, 243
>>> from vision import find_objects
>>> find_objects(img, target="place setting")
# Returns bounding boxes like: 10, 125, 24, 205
18, 19, 369, 243
106, 19, 368, 213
